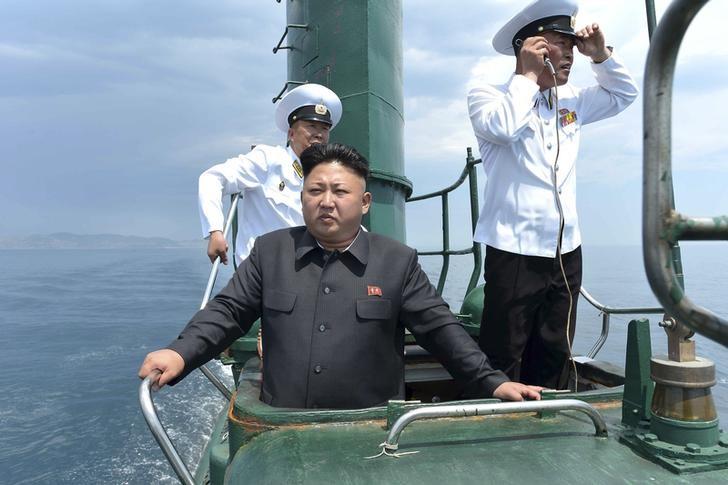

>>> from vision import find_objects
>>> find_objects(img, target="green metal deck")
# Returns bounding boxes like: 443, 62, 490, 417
180, 359, 728, 485
223, 402, 725, 484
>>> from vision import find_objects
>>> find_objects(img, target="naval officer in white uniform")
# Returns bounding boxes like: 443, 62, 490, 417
198, 83, 343, 266
467, 0, 638, 388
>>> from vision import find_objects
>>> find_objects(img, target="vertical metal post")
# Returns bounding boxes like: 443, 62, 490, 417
644, 0, 657, 40
231, 193, 239, 271
286, 0, 409, 242
644, 0, 686, 305
436, 193, 451, 295
621, 319, 654, 428
466, 148, 482, 294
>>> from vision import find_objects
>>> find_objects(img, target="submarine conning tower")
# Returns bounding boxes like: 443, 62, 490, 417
278, 0, 412, 242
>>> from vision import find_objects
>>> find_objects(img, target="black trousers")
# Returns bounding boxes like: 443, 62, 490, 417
479, 245, 582, 389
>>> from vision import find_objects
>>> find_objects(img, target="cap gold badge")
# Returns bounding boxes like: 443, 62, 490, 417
315, 104, 328, 115
570, 16, 576, 28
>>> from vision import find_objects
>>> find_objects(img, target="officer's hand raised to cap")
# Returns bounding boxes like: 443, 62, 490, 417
575, 23, 610, 63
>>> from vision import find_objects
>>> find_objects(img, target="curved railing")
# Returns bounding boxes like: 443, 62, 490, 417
383, 399, 608, 452
200, 193, 240, 310
579, 288, 663, 358
139, 194, 241, 482
406, 147, 483, 295
643, 0, 728, 347
139, 372, 195, 485
409, 148, 666, 358
197, 193, 241, 401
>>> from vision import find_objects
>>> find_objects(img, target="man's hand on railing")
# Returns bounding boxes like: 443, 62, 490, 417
207, 230, 229, 265
138, 349, 185, 391
493, 382, 544, 401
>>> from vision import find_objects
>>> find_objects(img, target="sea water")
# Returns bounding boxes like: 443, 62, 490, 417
0, 245, 725, 483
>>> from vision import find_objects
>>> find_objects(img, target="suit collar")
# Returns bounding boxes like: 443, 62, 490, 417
295, 228, 369, 266
345, 230, 369, 265
295, 229, 319, 260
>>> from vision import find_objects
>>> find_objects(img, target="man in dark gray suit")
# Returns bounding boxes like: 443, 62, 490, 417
139, 143, 542, 409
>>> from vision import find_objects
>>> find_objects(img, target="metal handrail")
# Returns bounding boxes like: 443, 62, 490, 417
139, 371, 195, 485
644, 0, 658, 39
197, 193, 241, 402
643, 0, 728, 347
579, 287, 663, 358
272, 23, 308, 54
406, 148, 483, 295
140, 195, 241, 481
200, 193, 240, 306
408, 147, 665, 356
383, 398, 608, 451
272, 80, 306, 104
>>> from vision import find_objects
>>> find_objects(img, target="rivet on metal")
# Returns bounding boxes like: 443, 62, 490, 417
685, 443, 701, 453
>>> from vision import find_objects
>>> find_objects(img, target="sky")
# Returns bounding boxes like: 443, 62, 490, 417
2, 0, 727, 250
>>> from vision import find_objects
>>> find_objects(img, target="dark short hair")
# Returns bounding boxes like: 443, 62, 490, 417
300, 143, 370, 180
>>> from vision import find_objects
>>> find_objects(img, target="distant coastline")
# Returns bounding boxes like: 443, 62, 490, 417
0, 232, 202, 250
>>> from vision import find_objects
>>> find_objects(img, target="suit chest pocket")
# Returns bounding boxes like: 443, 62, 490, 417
356, 299, 392, 321
263, 289, 297, 313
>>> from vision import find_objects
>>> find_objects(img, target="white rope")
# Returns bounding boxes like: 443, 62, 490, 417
364, 442, 421, 460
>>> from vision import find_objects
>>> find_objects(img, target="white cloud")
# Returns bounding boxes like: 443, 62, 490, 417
671, 87, 728, 173
0, 42, 45, 59
466, 55, 515, 91
4, 0, 728, 244
404, 96, 474, 163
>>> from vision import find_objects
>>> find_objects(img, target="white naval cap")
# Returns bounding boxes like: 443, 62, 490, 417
274, 83, 343, 133
492, 0, 579, 56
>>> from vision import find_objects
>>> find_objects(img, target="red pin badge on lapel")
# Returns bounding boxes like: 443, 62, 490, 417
367, 285, 382, 297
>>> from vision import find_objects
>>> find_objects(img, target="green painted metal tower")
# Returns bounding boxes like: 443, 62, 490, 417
281, 0, 412, 242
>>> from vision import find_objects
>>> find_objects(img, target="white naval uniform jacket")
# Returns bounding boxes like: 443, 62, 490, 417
467, 53, 638, 257
198, 145, 304, 265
